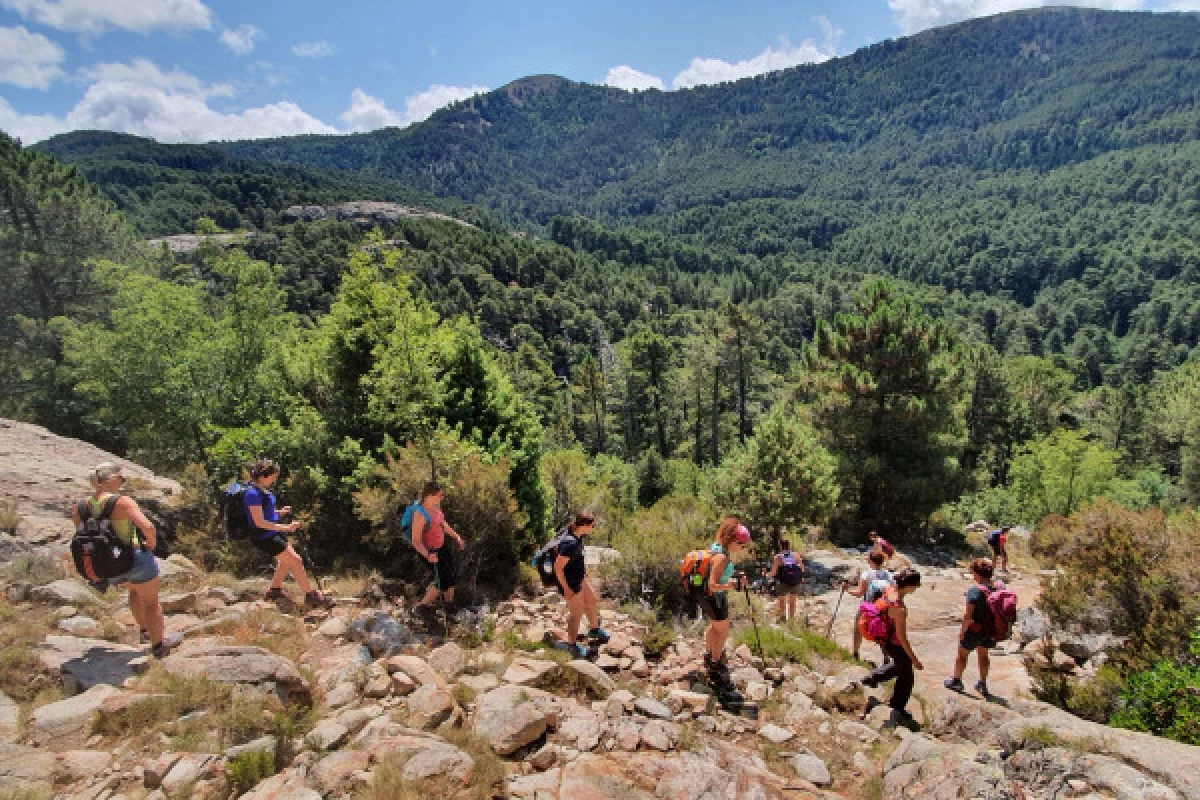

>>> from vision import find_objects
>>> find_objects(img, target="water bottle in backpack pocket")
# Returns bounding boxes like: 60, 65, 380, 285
70, 496, 135, 581
680, 548, 716, 594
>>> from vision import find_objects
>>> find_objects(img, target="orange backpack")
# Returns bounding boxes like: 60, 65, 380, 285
681, 548, 717, 593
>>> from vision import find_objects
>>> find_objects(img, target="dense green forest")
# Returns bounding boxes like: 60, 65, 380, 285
5, 7, 1200, 744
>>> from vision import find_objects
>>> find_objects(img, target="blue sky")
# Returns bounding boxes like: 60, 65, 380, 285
0, 0, 1196, 143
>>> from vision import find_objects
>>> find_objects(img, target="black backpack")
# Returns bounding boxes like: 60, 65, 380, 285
219, 481, 256, 540
778, 551, 804, 585
71, 495, 136, 581
531, 529, 571, 587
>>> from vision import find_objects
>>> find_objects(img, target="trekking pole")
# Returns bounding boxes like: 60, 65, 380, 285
433, 561, 450, 640
825, 584, 846, 639
295, 527, 325, 593
741, 577, 764, 663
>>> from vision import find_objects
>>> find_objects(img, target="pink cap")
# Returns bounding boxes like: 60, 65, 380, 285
734, 524, 751, 544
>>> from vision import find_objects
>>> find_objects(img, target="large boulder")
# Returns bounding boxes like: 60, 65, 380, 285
406, 684, 456, 730
1014, 607, 1049, 645
349, 611, 415, 657
475, 685, 550, 755
310, 750, 371, 796
240, 768, 322, 800
502, 656, 559, 686
385, 654, 444, 688
161, 643, 310, 703
351, 718, 474, 782
30, 579, 100, 607
562, 659, 617, 699
35, 634, 143, 694
0, 743, 58, 792
28, 684, 123, 747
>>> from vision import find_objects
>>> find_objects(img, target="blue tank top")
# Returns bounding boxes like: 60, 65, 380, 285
710, 542, 733, 585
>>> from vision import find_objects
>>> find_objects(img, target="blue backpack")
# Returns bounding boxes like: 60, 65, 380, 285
778, 551, 804, 585
399, 503, 432, 546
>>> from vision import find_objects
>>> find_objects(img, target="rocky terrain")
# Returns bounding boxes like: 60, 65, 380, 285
2, 422, 1198, 799
280, 202, 472, 229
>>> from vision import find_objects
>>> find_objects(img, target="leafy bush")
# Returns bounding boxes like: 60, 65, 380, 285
1110, 621, 1200, 745
734, 621, 850, 665
602, 494, 716, 615
227, 749, 275, 792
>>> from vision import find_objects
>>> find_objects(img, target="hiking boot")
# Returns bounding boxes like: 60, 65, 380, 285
974, 680, 990, 697
88, 579, 110, 593
587, 627, 611, 645
150, 633, 183, 659
944, 677, 965, 692
304, 591, 334, 609
890, 708, 916, 727
263, 587, 286, 602
860, 674, 879, 689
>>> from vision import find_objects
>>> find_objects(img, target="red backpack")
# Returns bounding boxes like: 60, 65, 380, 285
980, 584, 1018, 641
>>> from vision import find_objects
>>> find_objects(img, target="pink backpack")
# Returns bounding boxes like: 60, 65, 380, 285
981, 585, 1018, 641
857, 598, 897, 644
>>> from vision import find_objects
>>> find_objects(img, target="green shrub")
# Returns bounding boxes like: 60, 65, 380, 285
1110, 621, 1200, 745
734, 621, 850, 665
227, 749, 275, 792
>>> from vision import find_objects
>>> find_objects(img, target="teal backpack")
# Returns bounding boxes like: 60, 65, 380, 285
399, 503, 432, 545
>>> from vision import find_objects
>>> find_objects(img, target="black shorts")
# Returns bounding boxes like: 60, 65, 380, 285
252, 532, 289, 557
961, 630, 997, 651
427, 543, 457, 590
991, 543, 1007, 558
696, 590, 729, 622
556, 572, 585, 595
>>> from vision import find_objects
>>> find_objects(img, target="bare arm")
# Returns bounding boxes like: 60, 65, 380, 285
554, 553, 573, 598
116, 496, 156, 550
846, 578, 868, 598
412, 513, 433, 561
959, 603, 974, 639
892, 606, 922, 670
443, 520, 464, 548
766, 555, 780, 579
248, 503, 298, 534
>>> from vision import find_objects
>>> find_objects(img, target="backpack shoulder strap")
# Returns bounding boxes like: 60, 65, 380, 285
99, 494, 121, 520
76, 499, 92, 522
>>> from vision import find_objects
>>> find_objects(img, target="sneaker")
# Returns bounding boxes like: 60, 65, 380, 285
304, 591, 334, 609
891, 708, 916, 726
88, 579, 110, 593
974, 680, 990, 697
860, 674, 879, 689
150, 633, 183, 658
568, 643, 589, 659
263, 587, 286, 601
587, 627, 611, 645
944, 677, 965, 692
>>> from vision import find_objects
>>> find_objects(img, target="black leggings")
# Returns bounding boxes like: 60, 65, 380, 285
868, 641, 915, 712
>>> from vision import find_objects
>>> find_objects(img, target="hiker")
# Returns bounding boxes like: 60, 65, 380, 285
842, 550, 893, 662
868, 531, 896, 565
859, 568, 924, 723
410, 481, 466, 616
71, 462, 180, 657
687, 518, 752, 681
988, 526, 1009, 572
945, 558, 1001, 696
244, 459, 332, 608
766, 538, 806, 623
550, 511, 609, 657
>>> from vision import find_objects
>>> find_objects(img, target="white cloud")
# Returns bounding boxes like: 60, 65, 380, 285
219, 24, 261, 56
672, 34, 839, 89
602, 65, 664, 91
1, 59, 334, 143
292, 40, 333, 58
340, 83, 487, 132
0, 25, 64, 89
0, 0, 212, 36
1163, 0, 1200, 9
886, 0, 1146, 34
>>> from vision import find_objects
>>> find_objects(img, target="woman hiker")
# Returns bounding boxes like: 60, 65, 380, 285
411, 481, 466, 617
548, 511, 610, 657
695, 518, 752, 683
859, 567, 924, 724
842, 549, 893, 662
244, 459, 333, 609
766, 538, 806, 623
72, 462, 181, 658
944, 558, 1000, 697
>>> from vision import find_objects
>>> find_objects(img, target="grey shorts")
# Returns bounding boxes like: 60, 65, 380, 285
111, 549, 160, 585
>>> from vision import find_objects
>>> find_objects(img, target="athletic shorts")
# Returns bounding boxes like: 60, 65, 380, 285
556, 572, 585, 595
961, 630, 997, 651
991, 543, 1007, 558
697, 590, 729, 622
777, 582, 803, 596
427, 543, 457, 590
110, 549, 160, 586
252, 532, 289, 557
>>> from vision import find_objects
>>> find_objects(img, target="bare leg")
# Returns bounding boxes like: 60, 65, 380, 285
976, 647, 990, 683
131, 580, 165, 646
581, 580, 600, 631
852, 610, 863, 656
443, 587, 455, 603
952, 645, 970, 680
564, 591, 585, 644
710, 619, 730, 661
